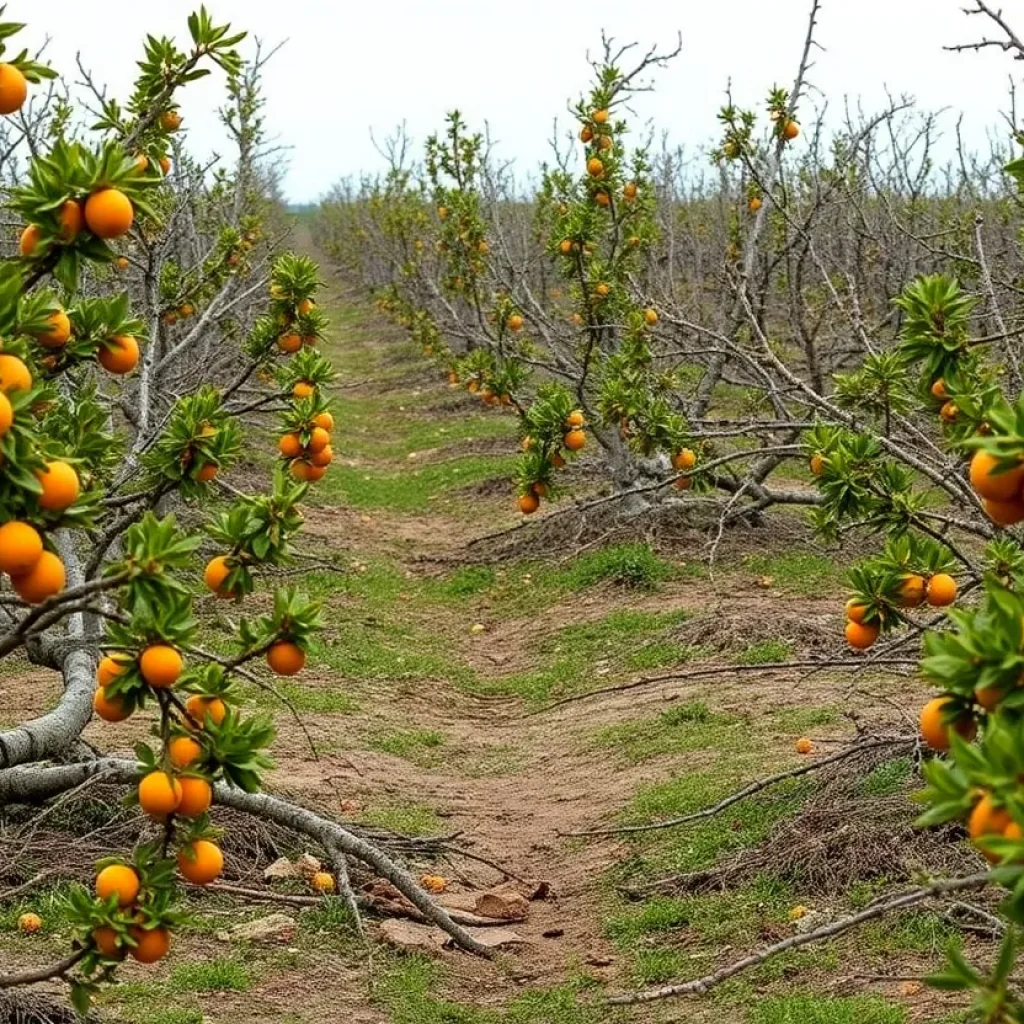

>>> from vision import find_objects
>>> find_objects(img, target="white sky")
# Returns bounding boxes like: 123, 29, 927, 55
18, 1, 1024, 201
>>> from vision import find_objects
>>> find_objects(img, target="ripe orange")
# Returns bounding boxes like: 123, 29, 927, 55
19, 224, 41, 257
421, 874, 447, 893
1007, 822, 1024, 840
98, 334, 140, 374
593, 109, 609, 124
782, 119, 800, 140
566, 410, 585, 429
93, 687, 130, 722
37, 310, 71, 348
176, 776, 213, 818
293, 381, 316, 399
0, 391, 11, 436
595, 191, 611, 207
278, 333, 302, 353
564, 429, 586, 452
116, 255, 130, 270
203, 555, 234, 596
305, 464, 327, 482
91, 926, 124, 960
844, 619, 879, 650
311, 871, 335, 893
186, 694, 227, 728
178, 303, 194, 318
845, 598, 869, 624
795, 737, 813, 754
279, 433, 303, 458
970, 450, 1024, 502
940, 400, 959, 423
809, 454, 826, 476
169, 735, 202, 769
159, 156, 171, 175
297, 298, 315, 316
551, 452, 566, 469
983, 496, 1024, 526
975, 685, 1004, 712
0, 521, 43, 575
267, 640, 305, 676
518, 493, 540, 515
521, 436, 534, 452
97, 654, 127, 688
896, 574, 926, 608
135, 154, 149, 173
137, 771, 182, 820
926, 574, 957, 607
11, 550, 65, 604
919, 696, 975, 751
84, 188, 134, 239
930, 378, 948, 400
195, 463, 218, 483
58, 200, 83, 243
129, 926, 171, 964
508, 313, 524, 331
139, 644, 183, 689
586, 157, 604, 177
35, 462, 79, 512
748, 197, 762, 212
580, 125, 593, 143
0, 63, 27, 115
968, 793, 1011, 840
559, 239, 572, 255
644, 308, 658, 326
161, 110, 182, 132
672, 449, 696, 470
177, 839, 223, 885
533, 482, 549, 498
623, 181, 638, 200
289, 459, 314, 482
674, 476, 692, 490
0, 354, 31, 392
307, 426, 331, 453
594, 282, 610, 298
437, 206, 448, 219
313, 412, 334, 431
95, 864, 140, 906
310, 445, 334, 468
18, 912, 42, 933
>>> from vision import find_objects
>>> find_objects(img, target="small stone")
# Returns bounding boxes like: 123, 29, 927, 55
295, 853, 322, 880
470, 623, 486, 634
474, 888, 529, 922
264, 857, 297, 881
230, 914, 298, 944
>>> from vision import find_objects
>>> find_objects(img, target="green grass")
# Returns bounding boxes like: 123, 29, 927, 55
741, 552, 843, 596
736, 639, 794, 664
369, 727, 447, 765
772, 706, 841, 734
358, 800, 445, 836
169, 957, 252, 993
592, 701, 751, 764
861, 911, 955, 957
430, 564, 497, 600
479, 608, 688, 702
252, 680, 359, 714
749, 995, 907, 1024
858, 756, 914, 797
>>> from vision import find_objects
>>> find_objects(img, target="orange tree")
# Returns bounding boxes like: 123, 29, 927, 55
0, 7, 488, 1014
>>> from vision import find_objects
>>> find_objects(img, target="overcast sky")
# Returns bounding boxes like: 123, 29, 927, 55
19, 1, 1024, 201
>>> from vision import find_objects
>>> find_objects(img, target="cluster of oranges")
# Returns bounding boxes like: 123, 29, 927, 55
21, 186, 134, 256
0, 452, 80, 605
969, 447, 1024, 527
277, 409, 335, 484
275, 295, 318, 354
670, 447, 697, 490
463, 375, 512, 407
518, 411, 586, 515
844, 572, 958, 650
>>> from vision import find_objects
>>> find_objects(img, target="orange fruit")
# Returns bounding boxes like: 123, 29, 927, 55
580, 125, 593, 143
11, 550, 65, 604
795, 737, 813, 754
970, 450, 1024, 502
437, 206, 448, 219
91, 926, 124, 960
311, 871, 335, 893
566, 410, 585, 429
559, 239, 572, 255
518, 493, 540, 515
179, 303, 194, 318
278, 333, 302, 353
58, 200, 84, 243
176, 776, 213, 818
623, 181, 638, 200
129, 926, 171, 964
293, 381, 315, 399
595, 191, 611, 207
116, 256, 130, 270
159, 156, 171, 175
919, 696, 975, 751
896, 574, 926, 608
550, 452, 566, 469
0, 521, 43, 575
305, 464, 327, 482
930, 378, 948, 400
161, 110, 182, 132
139, 645, 183, 688
310, 445, 334, 467
0, 354, 32, 392
135, 154, 149, 173
586, 157, 604, 177
93, 687, 131, 722
177, 839, 223, 885
18, 224, 41, 257
313, 412, 334, 431
267, 640, 306, 676
674, 476, 692, 490
279, 433, 304, 458
18, 912, 42, 933
594, 282, 610, 297
845, 598, 869, 624
0, 391, 11, 436
940, 400, 959, 423
84, 188, 134, 239
421, 874, 447, 893
644, 308, 658, 326
593, 109, 609, 124
1007, 822, 1024, 840
95, 864, 140, 906
195, 463, 218, 483
137, 770, 182, 820
36, 310, 71, 348
672, 449, 696, 470
307, 426, 331, 453
564, 429, 586, 451
204, 555, 234, 596
0, 63, 27, 115
168, 735, 202, 769
508, 314, 524, 331
975, 685, 1004, 712
984, 496, 1024, 526
844, 620, 879, 650
98, 334, 140, 374
809, 454, 826, 476
782, 119, 800, 140
35, 461, 79, 512
968, 793, 1011, 840
185, 694, 227, 728
289, 459, 314, 482
297, 298, 315, 316
926, 574, 957, 607
97, 654, 127, 688
748, 197, 762, 212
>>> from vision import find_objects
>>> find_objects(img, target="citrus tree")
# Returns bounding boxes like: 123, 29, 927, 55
0, 8, 487, 1015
